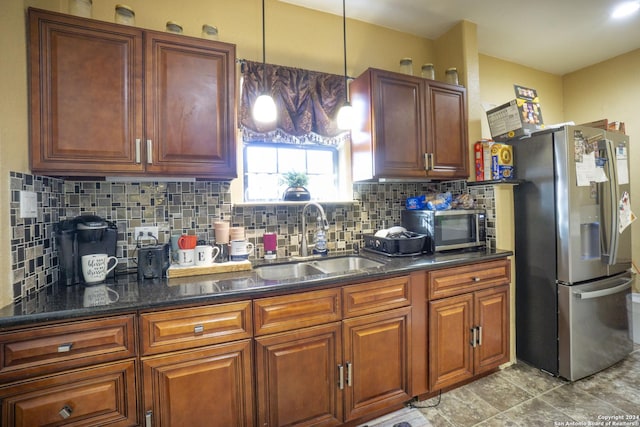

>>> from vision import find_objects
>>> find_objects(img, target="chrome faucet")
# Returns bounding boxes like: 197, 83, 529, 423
300, 202, 329, 257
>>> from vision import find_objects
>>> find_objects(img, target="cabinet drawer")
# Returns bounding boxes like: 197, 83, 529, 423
140, 301, 252, 356
429, 259, 511, 299
0, 360, 137, 427
343, 276, 410, 318
0, 315, 136, 383
254, 289, 341, 336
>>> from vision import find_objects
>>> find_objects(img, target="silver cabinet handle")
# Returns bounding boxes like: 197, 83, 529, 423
58, 343, 73, 352
424, 153, 434, 171
146, 139, 153, 164
58, 405, 73, 419
477, 326, 482, 346
194, 325, 204, 334
338, 364, 344, 390
135, 138, 141, 163
472, 277, 481, 282
470, 327, 477, 347
346, 362, 352, 387
145, 410, 152, 427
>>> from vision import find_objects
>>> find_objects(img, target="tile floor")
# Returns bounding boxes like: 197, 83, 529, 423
413, 347, 640, 426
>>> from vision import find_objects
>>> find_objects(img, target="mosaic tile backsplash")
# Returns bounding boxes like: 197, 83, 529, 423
9, 172, 499, 303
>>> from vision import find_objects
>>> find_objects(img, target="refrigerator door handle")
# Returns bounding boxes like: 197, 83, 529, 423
600, 138, 620, 265
573, 278, 632, 300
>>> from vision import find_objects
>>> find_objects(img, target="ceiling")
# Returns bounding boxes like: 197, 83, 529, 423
280, 0, 640, 75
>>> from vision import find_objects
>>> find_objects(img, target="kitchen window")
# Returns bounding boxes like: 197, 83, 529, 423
243, 142, 339, 202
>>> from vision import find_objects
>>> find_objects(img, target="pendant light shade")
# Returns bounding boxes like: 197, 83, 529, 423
337, 0, 352, 130
253, 0, 277, 123
253, 93, 277, 123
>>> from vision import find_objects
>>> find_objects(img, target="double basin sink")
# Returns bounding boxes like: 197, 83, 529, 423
254, 255, 385, 281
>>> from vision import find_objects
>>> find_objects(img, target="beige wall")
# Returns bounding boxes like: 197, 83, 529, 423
478, 54, 565, 138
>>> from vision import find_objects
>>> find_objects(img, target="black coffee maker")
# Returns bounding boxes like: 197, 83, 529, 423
55, 215, 118, 285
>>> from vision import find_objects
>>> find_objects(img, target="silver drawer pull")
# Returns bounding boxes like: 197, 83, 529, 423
472, 277, 481, 282
58, 343, 73, 352
59, 405, 73, 419
194, 325, 204, 334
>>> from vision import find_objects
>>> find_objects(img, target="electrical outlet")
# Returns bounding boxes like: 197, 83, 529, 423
134, 226, 159, 241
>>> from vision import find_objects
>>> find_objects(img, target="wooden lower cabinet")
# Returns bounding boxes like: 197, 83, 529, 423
142, 340, 254, 427
0, 360, 137, 427
255, 323, 343, 427
254, 310, 412, 426
342, 307, 412, 422
429, 285, 509, 390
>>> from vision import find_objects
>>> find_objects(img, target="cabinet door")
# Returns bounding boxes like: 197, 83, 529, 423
142, 340, 253, 427
144, 32, 236, 178
0, 360, 137, 427
371, 70, 427, 178
29, 9, 144, 175
255, 323, 343, 427
474, 286, 510, 374
342, 307, 411, 422
425, 82, 469, 179
429, 293, 473, 390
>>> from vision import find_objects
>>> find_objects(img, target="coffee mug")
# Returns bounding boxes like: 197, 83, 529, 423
195, 245, 220, 266
177, 248, 195, 266
230, 240, 254, 255
81, 254, 118, 284
230, 240, 254, 261
178, 234, 197, 249
83, 284, 119, 307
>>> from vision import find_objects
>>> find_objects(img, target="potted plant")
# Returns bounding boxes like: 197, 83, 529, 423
281, 171, 311, 201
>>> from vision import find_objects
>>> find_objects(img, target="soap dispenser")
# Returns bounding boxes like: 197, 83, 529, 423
313, 215, 328, 256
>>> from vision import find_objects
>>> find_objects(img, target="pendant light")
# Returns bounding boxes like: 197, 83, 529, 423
253, 0, 277, 123
336, 0, 353, 130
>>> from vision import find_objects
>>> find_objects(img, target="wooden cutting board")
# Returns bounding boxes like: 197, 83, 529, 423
167, 261, 252, 278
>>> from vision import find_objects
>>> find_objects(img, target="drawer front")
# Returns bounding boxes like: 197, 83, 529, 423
429, 259, 511, 299
140, 301, 252, 355
0, 360, 138, 427
254, 289, 341, 336
343, 276, 410, 318
0, 315, 136, 383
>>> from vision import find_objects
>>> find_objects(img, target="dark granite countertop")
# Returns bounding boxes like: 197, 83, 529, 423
0, 248, 512, 329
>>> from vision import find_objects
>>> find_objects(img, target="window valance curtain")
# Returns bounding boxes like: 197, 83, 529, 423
239, 60, 349, 145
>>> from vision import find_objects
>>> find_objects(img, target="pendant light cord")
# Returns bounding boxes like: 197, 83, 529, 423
342, 0, 348, 103
261, 0, 267, 92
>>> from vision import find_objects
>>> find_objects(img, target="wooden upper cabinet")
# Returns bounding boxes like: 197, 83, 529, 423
28, 8, 237, 179
350, 68, 468, 181
144, 31, 236, 177
29, 8, 144, 175
426, 82, 469, 179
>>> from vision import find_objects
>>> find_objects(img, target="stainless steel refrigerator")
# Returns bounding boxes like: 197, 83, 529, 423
512, 125, 634, 381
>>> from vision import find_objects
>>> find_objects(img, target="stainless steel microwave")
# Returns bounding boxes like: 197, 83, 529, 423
401, 209, 486, 253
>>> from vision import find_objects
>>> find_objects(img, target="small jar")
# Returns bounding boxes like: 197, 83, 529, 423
166, 21, 183, 34
201, 24, 219, 40
114, 4, 135, 26
399, 58, 413, 76
69, 0, 92, 18
445, 67, 459, 85
421, 63, 435, 80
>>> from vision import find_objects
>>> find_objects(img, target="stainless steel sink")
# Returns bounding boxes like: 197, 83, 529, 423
254, 262, 324, 280
307, 256, 384, 274
254, 256, 385, 280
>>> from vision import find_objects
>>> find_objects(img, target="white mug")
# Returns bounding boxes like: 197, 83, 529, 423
230, 240, 254, 260
177, 248, 195, 266
81, 254, 117, 284
83, 285, 119, 307
195, 245, 220, 266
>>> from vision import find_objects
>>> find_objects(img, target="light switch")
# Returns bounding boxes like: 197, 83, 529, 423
19, 190, 38, 218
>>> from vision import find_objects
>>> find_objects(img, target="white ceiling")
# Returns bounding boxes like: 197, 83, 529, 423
280, 0, 640, 75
